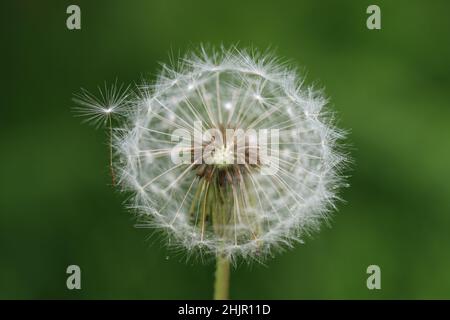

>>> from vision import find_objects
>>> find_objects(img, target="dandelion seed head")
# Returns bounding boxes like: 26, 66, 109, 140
77, 46, 349, 262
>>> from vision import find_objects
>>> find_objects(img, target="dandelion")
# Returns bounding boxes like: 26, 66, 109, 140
74, 46, 348, 299
73, 82, 130, 185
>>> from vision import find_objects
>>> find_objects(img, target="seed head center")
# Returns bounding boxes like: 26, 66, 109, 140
212, 145, 233, 168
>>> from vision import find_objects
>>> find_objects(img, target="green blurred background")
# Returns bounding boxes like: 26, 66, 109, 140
1, 0, 450, 299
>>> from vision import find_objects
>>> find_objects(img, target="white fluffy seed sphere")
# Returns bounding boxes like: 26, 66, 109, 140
113, 47, 347, 261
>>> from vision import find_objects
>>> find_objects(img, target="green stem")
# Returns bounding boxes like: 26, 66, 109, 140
214, 254, 230, 300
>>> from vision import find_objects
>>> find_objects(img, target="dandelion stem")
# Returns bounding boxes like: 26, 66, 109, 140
213, 254, 230, 300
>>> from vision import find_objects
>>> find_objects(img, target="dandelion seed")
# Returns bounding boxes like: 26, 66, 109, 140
73, 82, 130, 185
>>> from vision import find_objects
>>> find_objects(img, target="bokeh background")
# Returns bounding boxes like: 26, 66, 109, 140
1, 0, 450, 299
